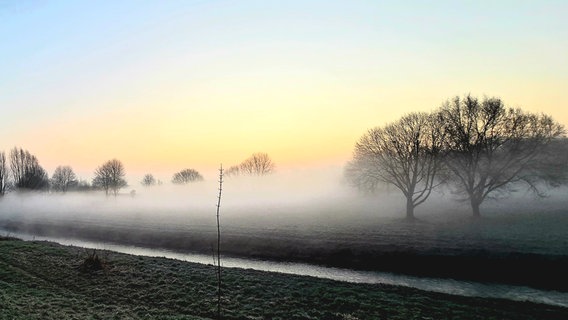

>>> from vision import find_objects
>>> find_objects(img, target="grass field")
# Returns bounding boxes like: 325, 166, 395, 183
1, 237, 567, 319
2, 199, 568, 291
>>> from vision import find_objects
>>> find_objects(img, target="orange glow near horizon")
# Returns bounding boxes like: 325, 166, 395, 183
11, 87, 365, 179
2, 1, 567, 182
6, 79, 568, 182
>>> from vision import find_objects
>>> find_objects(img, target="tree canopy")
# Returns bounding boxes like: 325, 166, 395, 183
172, 169, 203, 184
51, 166, 78, 193
347, 95, 566, 218
227, 153, 275, 177
0, 151, 8, 195
141, 174, 156, 186
346, 112, 444, 219
92, 159, 127, 196
9, 147, 49, 191
439, 95, 565, 216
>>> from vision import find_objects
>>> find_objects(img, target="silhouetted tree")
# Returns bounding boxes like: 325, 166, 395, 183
0, 151, 7, 195
51, 165, 77, 193
141, 174, 156, 186
172, 168, 203, 184
92, 159, 127, 196
73, 179, 94, 192
535, 137, 568, 187
439, 95, 565, 217
9, 147, 49, 191
346, 112, 444, 219
238, 153, 275, 176
224, 165, 240, 177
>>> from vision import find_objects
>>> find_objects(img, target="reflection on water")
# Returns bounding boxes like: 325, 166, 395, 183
5, 230, 568, 308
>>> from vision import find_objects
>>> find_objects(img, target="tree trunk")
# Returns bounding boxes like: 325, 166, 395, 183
471, 198, 481, 218
406, 197, 415, 220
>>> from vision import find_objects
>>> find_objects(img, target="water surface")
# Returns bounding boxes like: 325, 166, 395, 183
4, 230, 567, 308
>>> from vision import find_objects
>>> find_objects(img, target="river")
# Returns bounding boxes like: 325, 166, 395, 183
4, 230, 567, 308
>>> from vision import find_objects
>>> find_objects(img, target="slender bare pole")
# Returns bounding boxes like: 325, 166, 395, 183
216, 164, 223, 319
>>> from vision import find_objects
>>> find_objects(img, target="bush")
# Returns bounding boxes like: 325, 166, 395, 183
78, 249, 107, 273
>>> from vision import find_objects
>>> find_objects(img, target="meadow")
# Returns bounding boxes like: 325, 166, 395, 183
1, 236, 567, 320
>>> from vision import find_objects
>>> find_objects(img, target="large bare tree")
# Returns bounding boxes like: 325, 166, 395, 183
439, 95, 565, 217
9, 147, 49, 191
92, 159, 127, 196
51, 165, 77, 193
238, 153, 275, 176
346, 112, 444, 219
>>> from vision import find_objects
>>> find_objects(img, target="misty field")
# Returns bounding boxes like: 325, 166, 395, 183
1, 237, 567, 320
1, 177, 567, 291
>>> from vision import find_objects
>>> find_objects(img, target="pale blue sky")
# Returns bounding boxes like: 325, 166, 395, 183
1, 0, 567, 178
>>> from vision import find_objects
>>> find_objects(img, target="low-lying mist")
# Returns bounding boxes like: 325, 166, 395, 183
1, 166, 567, 260
1, 166, 567, 227
0, 167, 386, 228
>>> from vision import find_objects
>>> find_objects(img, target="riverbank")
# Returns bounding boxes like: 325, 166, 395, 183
2, 209, 567, 291
1, 237, 566, 319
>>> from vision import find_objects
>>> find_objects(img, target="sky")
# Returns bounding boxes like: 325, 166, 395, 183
1, 0, 567, 182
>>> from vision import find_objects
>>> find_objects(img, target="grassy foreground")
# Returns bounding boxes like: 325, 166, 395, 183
1, 237, 566, 320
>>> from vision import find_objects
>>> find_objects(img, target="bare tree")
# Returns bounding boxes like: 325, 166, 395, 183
0, 151, 8, 195
534, 137, 568, 187
238, 153, 275, 176
9, 147, 49, 191
141, 174, 156, 186
171, 168, 203, 184
92, 159, 127, 196
74, 179, 94, 192
224, 165, 240, 177
346, 113, 444, 219
439, 95, 565, 217
51, 165, 77, 193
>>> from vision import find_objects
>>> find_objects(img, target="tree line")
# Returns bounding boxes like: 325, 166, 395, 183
0, 150, 127, 196
5, 94, 563, 217
141, 153, 275, 186
0, 150, 275, 196
346, 94, 568, 218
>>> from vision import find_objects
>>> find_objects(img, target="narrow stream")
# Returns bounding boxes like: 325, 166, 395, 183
4, 230, 567, 308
